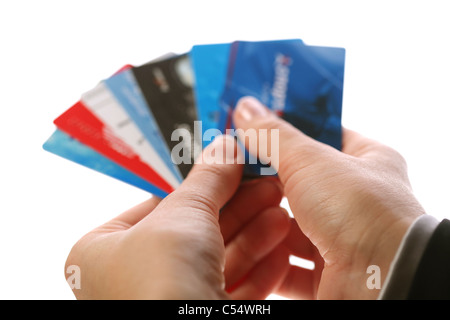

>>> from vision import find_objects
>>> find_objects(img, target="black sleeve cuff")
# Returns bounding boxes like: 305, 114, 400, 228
406, 218, 450, 299
379, 215, 439, 299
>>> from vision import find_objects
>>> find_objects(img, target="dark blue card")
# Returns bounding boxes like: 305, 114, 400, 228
221, 39, 345, 150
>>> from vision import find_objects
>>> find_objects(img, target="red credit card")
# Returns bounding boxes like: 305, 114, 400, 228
54, 100, 174, 194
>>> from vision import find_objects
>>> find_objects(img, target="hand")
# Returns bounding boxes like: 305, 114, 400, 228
233, 97, 425, 299
65, 135, 291, 299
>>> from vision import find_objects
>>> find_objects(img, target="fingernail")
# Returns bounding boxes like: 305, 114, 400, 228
235, 96, 268, 121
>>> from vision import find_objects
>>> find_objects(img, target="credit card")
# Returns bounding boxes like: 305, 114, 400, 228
103, 68, 183, 183
80, 80, 181, 189
132, 54, 200, 179
221, 39, 345, 150
54, 100, 174, 193
190, 43, 231, 148
43, 129, 168, 198
44, 39, 346, 196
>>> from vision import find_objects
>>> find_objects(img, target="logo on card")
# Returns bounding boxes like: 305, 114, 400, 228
271, 53, 292, 114
152, 67, 170, 93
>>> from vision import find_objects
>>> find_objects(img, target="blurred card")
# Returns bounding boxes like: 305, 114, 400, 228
221, 39, 345, 150
132, 54, 200, 179
104, 68, 183, 183
44, 38, 346, 197
190, 43, 231, 148
43, 129, 168, 198
80, 80, 181, 189
54, 101, 174, 193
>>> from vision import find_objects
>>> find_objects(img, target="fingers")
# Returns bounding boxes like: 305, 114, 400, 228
223, 212, 322, 299
275, 265, 315, 300
342, 127, 409, 178
341, 127, 385, 158
232, 96, 332, 187
342, 127, 406, 161
223, 206, 291, 292
219, 177, 284, 244
229, 245, 291, 300
282, 218, 316, 261
341, 127, 369, 156
152, 135, 244, 220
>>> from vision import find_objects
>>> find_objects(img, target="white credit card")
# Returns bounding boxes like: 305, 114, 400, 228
81, 82, 181, 189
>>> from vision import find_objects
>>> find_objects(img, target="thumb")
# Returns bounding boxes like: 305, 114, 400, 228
154, 135, 244, 219
232, 96, 332, 186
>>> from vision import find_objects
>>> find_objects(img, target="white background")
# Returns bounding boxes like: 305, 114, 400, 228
0, 0, 449, 300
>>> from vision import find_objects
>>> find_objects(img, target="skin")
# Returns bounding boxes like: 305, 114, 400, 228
232, 97, 425, 299
65, 135, 291, 299
65, 97, 425, 300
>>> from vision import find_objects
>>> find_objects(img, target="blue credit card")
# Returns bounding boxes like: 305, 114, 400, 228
190, 43, 231, 148
103, 68, 183, 184
43, 129, 168, 198
221, 39, 345, 151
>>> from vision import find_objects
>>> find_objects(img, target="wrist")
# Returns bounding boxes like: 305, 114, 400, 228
350, 202, 424, 299
331, 178, 425, 299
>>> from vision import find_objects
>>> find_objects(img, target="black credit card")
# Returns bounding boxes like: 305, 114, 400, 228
132, 54, 200, 178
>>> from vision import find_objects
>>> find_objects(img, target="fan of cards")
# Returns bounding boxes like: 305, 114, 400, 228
43, 39, 345, 198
